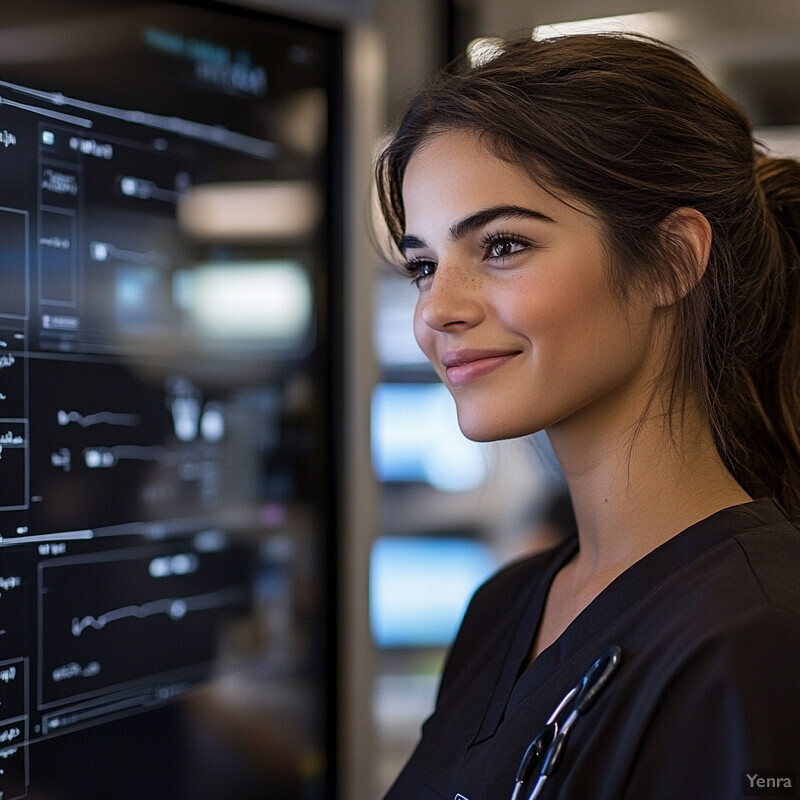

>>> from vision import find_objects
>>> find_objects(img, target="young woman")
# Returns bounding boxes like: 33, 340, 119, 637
375, 33, 800, 800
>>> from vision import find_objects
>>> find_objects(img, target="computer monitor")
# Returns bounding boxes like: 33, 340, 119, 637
0, 2, 342, 797
370, 535, 497, 648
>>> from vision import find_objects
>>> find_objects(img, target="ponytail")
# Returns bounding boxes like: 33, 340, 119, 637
756, 155, 800, 246
708, 155, 800, 520
731, 154, 800, 518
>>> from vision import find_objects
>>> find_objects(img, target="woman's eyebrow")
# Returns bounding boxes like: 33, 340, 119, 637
449, 205, 554, 241
399, 205, 555, 255
398, 233, 426, 255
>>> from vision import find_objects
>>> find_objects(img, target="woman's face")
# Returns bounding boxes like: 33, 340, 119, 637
401, 130, 663, 443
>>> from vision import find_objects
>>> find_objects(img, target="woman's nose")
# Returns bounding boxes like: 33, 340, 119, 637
417, 261, 484, 332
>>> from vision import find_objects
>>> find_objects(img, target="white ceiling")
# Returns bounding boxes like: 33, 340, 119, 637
472, 0, 800, 128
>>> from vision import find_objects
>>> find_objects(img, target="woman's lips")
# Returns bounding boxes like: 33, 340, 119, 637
442, 349, 521, 386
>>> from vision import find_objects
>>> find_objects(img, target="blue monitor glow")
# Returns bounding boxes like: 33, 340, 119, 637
370, 536, 498, 648
371, 383, 488, 492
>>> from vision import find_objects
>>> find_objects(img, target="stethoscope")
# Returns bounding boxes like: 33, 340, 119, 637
509, 645, 622, 800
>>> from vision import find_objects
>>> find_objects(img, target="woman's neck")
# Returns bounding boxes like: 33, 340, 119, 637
547, 399, 750, 581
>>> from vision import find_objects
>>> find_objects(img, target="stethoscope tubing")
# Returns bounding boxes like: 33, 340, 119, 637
509, 646, 622, 800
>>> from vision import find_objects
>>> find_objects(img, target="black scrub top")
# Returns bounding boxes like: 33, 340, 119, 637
383, 498, 800, 800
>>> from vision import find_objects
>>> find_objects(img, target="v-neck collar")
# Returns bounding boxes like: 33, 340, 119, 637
471, 497, 786, 744
471, 534, 577, 745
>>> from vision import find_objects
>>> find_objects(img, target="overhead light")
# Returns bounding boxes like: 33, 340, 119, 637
755, 127, 800, 159
177, 260, 313, 343
467, 37, 505, 68
177, 181, 321, 241
533, 11, 680, 42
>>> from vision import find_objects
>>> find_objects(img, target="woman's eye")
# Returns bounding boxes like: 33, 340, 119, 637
405, 259, 436, 287
487, 238, 525, 259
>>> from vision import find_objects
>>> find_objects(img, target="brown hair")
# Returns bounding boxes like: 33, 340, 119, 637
375, 33, 800, 518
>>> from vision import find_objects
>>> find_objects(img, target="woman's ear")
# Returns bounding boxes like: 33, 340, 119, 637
655, 207, 712, 307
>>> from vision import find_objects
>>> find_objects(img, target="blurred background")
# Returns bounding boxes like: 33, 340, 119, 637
0, 2, 797, 800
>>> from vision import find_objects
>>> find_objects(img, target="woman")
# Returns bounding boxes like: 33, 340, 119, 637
375, 33, 800, 800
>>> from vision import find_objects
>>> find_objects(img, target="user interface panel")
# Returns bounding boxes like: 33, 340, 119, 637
0, 3, 340, 797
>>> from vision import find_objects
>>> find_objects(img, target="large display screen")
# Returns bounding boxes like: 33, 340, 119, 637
0, 2, 341, 797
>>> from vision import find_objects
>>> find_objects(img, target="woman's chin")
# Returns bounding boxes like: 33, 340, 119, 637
456, 412, 537, 443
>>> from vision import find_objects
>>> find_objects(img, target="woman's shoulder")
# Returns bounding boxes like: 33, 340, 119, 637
627, 499, 800, 686
690, 498, 800, 630
636, 498, 800, 620
729, 500, 800, 614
